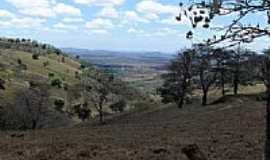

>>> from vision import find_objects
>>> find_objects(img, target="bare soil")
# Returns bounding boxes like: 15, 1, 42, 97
0, 95, 265, 160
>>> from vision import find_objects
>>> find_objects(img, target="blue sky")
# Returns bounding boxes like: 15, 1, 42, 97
0, 0, 268, 53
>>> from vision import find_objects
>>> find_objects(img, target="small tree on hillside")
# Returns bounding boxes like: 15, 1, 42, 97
81, 70, 113, 124
159, 49, 196, 108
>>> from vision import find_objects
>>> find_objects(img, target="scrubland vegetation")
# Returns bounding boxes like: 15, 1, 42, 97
0, 0, 270, 159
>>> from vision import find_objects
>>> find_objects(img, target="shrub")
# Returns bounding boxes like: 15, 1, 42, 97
54, 98, 65, 111
32, 53, 39, 60
17, 59, 22, 65
48, 73, 54, 78
110, 99, 127, 112
51, 78, 62, 88
43, 61, 49, 67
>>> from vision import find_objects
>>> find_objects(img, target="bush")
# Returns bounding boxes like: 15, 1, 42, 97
17, 59, 22, 65
110, 99, 127, 112
43, 61, 49, 67
51, 78, 62, 88
32, 53, 39, 60
48, 72, 54, 78
54, 99, 65, 111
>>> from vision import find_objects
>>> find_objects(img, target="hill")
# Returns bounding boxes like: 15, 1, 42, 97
0, 94, 265, 160
0, 38, 146, 130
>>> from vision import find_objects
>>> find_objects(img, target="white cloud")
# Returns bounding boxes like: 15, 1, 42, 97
62, 17, 84, 23
0, 9, 15, 18
54, 22, 78, 30
123, 11, 149, 23
127, 27, 144, 34
0, 17, 46, 28
5, 0, 54, 17
5, 0, 82, 18
74, 0, 124, 6
144, 13, 159, 21
53, 3, 82, 16
86, 18, 114, 29
98, 6, 119, 18
136, 1, 178, 16
88, 29, 109, 34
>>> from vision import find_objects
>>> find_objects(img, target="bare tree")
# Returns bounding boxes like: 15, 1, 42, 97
177, 0, 270, 158
159, 49, 196, 108
195, 47, 218, 105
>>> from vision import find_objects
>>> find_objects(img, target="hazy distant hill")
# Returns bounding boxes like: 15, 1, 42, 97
62, 48, 174, 67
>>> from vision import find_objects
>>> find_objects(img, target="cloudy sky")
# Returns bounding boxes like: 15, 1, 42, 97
0, 0, 267, 53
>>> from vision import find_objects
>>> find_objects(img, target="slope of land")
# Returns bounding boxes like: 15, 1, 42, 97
0, 38, 144, 129
0, 95, 265, 160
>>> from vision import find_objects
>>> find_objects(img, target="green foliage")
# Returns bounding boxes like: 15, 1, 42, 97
51, 78, 62, 88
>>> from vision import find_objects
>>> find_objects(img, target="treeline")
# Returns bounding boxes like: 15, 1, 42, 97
0, 37, 63, 56
159, 44, 268, 108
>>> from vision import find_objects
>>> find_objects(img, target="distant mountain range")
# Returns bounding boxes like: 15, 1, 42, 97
61, 48, 174, 67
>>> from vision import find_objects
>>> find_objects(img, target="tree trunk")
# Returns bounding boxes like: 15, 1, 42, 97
265, 86, 270, 160
98, 109, 103, 124
233, 75, 238, 95
202, 90, 207, 106
178, 97, 184, 108
221, 71, 225, 96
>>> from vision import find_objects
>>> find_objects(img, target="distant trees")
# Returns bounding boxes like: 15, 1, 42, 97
160, 45, 262, 107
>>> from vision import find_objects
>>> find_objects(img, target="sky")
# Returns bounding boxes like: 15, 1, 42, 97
0, 0, 268, 53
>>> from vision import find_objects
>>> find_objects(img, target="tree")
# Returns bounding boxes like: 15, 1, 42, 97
195, 46, 218, 105
159, 49, 196, 108
213, 48, 231, 96
177, 0, 270, 158
1, 84, 50, 130
262, 48, 270, 160
51, 78, 62, 88
177, 0, 270, 46
81, 70, 113, 124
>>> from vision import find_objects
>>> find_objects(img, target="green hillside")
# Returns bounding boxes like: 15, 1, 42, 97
0, 38, 148, 130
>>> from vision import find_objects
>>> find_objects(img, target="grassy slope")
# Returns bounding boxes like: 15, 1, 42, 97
0, 93, 265, 160
0, 49, 81, 107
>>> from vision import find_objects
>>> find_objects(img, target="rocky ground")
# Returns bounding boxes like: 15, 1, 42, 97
0, 95, 265, 160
